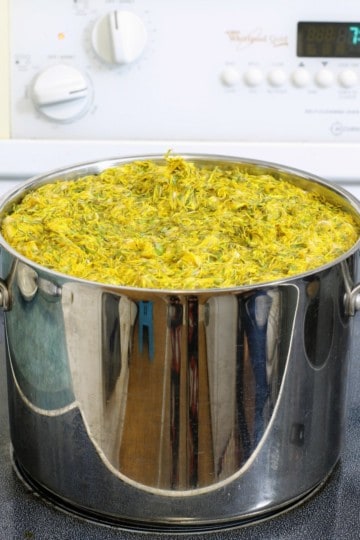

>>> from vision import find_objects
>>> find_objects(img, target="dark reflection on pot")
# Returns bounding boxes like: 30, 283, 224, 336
304, 275, 335, 368
238, 292, 274, 455
102, 294, 122, 402
138, 301, 154, 360
168, 295, 183, 488
187, 296, 199, 487
205, 287, 297, 480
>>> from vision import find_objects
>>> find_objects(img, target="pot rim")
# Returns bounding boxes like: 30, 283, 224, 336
1, 152, 359, 295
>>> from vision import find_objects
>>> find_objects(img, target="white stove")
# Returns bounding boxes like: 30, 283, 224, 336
1, 0, 360, 198
1, 2, 360, 536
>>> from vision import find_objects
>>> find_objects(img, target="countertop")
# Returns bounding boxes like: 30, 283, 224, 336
1, 315, 360, 540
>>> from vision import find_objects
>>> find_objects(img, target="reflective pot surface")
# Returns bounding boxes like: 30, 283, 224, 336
1, 155, 360, 530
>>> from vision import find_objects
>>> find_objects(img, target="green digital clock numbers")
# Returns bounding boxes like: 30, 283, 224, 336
349, 25, 360, 45
297, 22, 360, 57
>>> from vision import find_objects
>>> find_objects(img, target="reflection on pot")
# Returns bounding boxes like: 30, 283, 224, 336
4, 259, 302, 491
62, 284, 298, 490
6, 262, 74, 411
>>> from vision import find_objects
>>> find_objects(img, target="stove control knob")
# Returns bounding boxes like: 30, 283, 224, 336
92, 10, 147, 65
31, 64, 92, 122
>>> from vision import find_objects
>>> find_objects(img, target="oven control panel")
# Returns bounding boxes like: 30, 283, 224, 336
6, 0, 360, 142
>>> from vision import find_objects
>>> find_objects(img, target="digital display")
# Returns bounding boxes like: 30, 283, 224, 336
297, 22, 360, 57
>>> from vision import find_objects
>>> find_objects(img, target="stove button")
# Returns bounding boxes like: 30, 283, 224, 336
220, 66, 241, 87
243, 67, 263, 87
291, 67, 311, 88
338, 69, 358, 88
315, 68, 335, 88
267, 68, 287, 87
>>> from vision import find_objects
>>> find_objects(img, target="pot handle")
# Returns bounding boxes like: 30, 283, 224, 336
341, 261, 360, 317
344, 283, 360, 317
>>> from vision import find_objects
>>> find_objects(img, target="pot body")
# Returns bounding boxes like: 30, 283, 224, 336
1, 156, 360, 529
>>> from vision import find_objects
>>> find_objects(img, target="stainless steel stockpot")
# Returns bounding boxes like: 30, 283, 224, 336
1, 154, 360, 531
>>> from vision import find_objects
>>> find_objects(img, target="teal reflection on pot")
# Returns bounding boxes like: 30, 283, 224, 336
5, 261, 74, 411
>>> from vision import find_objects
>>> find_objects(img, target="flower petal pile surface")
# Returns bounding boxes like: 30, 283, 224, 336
2, 156, 359, 289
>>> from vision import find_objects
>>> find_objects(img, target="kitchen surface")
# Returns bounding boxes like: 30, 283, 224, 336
2, 0, 360, 537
